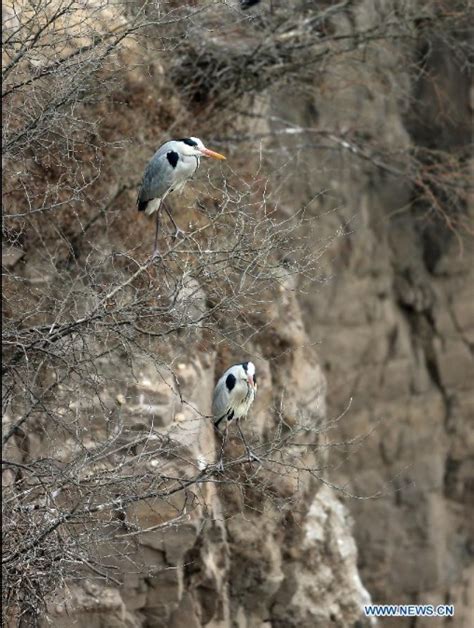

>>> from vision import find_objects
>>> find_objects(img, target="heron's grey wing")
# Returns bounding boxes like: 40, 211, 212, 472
212, 378, 230, 422
138, 150, 175, 203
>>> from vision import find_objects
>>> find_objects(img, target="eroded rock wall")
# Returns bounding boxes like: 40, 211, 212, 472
264, 0, 473, 624
40, 277, 373, 628
4, 1, 472, 626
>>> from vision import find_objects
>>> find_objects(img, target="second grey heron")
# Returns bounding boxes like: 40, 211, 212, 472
212, 361, 258, 463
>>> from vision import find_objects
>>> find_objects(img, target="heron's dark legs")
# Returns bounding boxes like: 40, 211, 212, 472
163, 201, 185, 240
215, 422, 228, 472
151, 208, 161, 258
236, 420, 260, 463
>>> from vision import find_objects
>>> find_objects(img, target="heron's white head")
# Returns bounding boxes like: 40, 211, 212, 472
176, 137, 226, 160
240, 361, 257, 389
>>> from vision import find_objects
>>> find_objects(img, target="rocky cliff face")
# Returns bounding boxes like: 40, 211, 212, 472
3, 1, 472, 627
264, 1, 474, 624
39, 279, 373, 628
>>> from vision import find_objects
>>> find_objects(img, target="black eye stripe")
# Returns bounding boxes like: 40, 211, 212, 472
176, 138, 198, 147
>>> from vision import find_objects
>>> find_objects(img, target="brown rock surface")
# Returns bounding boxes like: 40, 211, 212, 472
264, 1, 474, 623
3, 1, 472, 627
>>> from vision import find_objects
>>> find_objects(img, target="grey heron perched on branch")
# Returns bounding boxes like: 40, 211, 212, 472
137, 137, 226, 256
212, 361, 258, 463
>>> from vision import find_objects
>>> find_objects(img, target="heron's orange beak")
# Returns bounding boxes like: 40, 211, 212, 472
200, 147, 226, 160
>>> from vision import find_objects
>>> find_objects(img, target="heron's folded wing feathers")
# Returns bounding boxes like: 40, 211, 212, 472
138, 150, 175, 203
212, 378, 230, 422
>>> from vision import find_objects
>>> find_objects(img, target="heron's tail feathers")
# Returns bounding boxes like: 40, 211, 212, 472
214, 415, 225, 429
137, 197, 162, 216
213, 408, 234, 430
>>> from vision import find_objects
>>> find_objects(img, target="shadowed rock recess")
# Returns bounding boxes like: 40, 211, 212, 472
2, 1, 473, 627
